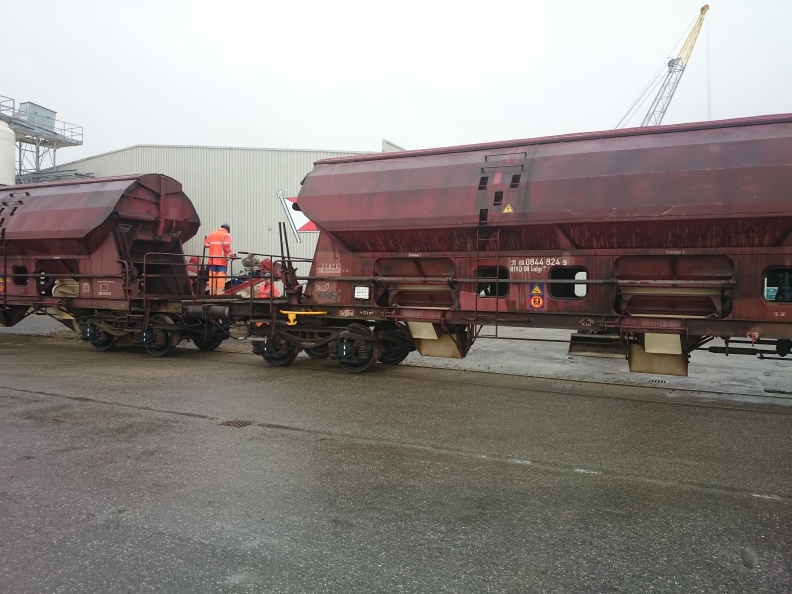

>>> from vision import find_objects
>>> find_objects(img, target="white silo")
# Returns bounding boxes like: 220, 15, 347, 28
0, 121, 15, 185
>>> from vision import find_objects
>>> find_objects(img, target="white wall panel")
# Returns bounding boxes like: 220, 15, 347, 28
56, 145, 368, 266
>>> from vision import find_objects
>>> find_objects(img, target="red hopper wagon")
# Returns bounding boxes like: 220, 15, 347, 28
246, 113, 792, 375
0, 174, 231, 354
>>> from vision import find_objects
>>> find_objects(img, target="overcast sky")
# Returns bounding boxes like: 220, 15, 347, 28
3, 0, 791, 162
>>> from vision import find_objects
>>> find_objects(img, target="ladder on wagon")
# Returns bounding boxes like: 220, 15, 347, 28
474, 227, 501, 338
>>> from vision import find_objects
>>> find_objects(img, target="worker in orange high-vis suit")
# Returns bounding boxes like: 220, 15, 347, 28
256, 258, 280, 299
204, 224, 236, 295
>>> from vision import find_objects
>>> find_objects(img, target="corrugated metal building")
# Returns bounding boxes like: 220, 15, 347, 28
54, 144, 370, 262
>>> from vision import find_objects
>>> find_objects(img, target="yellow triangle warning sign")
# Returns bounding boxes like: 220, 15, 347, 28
502, 203, 514, 214
531, 284, 544, 295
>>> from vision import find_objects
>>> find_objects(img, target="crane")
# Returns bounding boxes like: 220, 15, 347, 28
616, 4, 709, 128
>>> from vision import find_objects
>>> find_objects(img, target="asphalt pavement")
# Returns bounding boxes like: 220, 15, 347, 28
1, 320, 791, 593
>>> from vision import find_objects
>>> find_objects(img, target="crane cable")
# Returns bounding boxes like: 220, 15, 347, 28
614, 69, 666, 129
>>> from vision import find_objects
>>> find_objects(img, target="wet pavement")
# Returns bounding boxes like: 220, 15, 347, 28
1, 321, 791, 592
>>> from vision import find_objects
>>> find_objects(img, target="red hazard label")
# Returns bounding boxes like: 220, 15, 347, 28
530, 295, 544, 309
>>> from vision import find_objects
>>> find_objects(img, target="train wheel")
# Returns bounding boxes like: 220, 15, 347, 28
261, 339, 300, 367
305, 345, 330, 359
338, 324, 379, 373
144, 314, 180, 357
91, 328, 119, 352
192, 335, 225, 351
378, 344, 410, 365
374, 322, 413, 365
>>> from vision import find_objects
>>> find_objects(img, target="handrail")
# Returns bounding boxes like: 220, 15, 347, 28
0, 95, 83, 143
615, 279, 735, 286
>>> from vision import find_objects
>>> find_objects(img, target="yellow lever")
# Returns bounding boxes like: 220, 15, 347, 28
279, 310, 328, 326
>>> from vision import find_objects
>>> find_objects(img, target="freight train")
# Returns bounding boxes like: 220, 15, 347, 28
2, 113, 792, 376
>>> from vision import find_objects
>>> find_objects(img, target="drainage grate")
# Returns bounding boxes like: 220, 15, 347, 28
219, 419, 253, 428
647, 379, 668, 385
